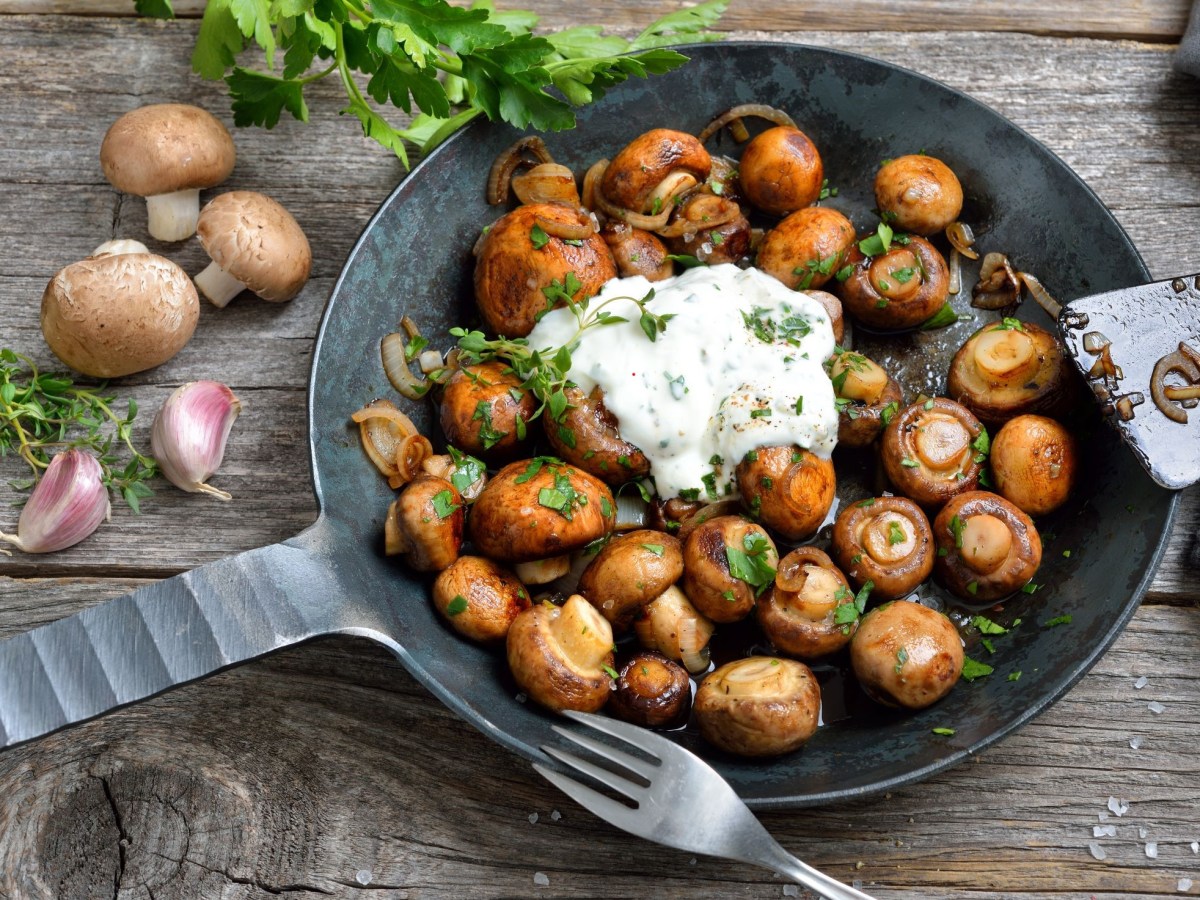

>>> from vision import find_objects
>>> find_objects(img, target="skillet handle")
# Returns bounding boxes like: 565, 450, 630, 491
0, 525, 348, 750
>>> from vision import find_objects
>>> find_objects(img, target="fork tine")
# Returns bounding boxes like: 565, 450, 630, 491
549, 722, 659, 781
561, 710, 681, 760
540, 744, 646, 802
532, 762, 642, 832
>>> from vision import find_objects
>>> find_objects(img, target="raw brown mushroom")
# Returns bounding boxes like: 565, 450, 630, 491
933, 491, 1042, 601
850, 599, 964, 709
990, 414, 1079, 516
506, 594, 615, 713
880, 398, 985, 508
693, 657, 821, 757
757, 547, 858, 658
100, 103, 236, 241
432, 556, 530, 642
830, 496, 935, 601
577, 529, 683, 630
41, 252, 199, 378
194, 191, 312, 307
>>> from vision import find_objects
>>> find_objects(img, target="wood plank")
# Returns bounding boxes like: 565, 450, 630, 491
0, 576, 1195, 898
0, 0, 1190, 42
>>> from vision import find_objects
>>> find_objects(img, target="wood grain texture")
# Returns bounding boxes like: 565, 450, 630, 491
1, 11, 1200, 900
0, 0, 1192, 41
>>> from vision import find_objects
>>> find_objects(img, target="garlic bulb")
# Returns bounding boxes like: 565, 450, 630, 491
151, 381, 242, 500
0, 450, 111, 554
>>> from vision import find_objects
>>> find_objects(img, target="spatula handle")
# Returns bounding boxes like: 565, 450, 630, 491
0, 527, 345, 750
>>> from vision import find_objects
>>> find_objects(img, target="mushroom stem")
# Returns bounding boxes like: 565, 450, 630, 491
194, 259, 248, 308
145, 188, 202, 242
91, 239, 149, 257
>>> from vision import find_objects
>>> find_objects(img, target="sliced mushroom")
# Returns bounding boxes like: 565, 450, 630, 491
850, 599, 963, 710
681, 515, 779, 623
609, 651, 692, 729
577, 529, 683, 630
506, 594, 615, 713
830, 496, 935, 601
880, 398, 985, 508
735, 446, 835, 542
990, 415, 1079, 516
388, 475, 464, 572
933, 490, 1042, 601
432, 556, 530, 642
195, 191, 312, 307
99, 103, 236, 241
757, 547, 858, 658
693, 657, 821, 757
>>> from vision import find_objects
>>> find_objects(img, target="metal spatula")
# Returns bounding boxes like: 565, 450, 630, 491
1057, 272, 1200, 489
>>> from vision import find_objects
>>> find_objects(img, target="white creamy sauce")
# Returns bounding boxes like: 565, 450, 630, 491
525, 264, 838, 500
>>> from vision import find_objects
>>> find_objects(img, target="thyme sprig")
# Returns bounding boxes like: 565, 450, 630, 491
451, 279, 671, 423
0, 350, 158, 512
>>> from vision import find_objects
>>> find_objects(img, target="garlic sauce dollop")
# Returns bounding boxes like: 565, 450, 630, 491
525, 264, 838, 499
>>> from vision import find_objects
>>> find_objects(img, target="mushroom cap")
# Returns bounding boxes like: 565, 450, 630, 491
100, 104, 235, 197
196, 191, 313, 302
41, 252, 199, 378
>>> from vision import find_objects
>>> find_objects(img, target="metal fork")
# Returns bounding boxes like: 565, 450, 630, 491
533, 711, 876, 900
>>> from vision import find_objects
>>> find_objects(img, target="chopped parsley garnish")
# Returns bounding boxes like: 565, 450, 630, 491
857, 497, 876, 508
701, 471, 719, 500
981, 638, 995, 654
749, 408, 772, 419
960, 657, 994, 681
971, 615, 1008, 635
900, 457, 920, 468
1022, 582, 1040, 594
446, 595, 469, 617
471, 400, 507, 450
600, 496, 612, 517
949, 514, 965, 548
923, 398, 935, 410
894, 646, 909, 674
537, 470, 583, 521
1008, 671, 1022, 682
721, 589, 736, 602
833, 580, 873, 628
431, 489, 460, 519
709, 454, 723, 466
641, 543, 665, 556
794, 396, 804, 415
887, 521, 906, 545
601, 664, 619, 679
920, 302, 961, 331
665, 371, 689, 399
835, 264, 855, 282
446, 446, 485, 495
665, 253, 706, 268
1044, 614, 1073, 628
932, 727, 956, 736
966, 581, 979, 595
857, 222, 894, 257
972, 427, 990, 463
880, 401, 900, 426
678, 487, 701, 501
993, 317, 1025, 331
726, 531, 777, 597
891, 267, 916, 284
530, 223, 550, 249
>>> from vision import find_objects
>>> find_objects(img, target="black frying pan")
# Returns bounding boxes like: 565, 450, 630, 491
0, 42, 1176, 809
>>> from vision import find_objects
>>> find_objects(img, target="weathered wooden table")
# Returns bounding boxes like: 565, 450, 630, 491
1, 3, 1198, 897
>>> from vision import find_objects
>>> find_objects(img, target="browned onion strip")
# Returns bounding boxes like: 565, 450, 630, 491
581, 159, 608, 212
511, 163, 580, 207
972, 252, 1022, 310
486, 135, 553, 205
697, 103, 798, 143
1165, 385, 1200, 400
533, 214, 595, 241
948, 247, 962, 295
1018, 271, 1062, 319
1151, 342, 1200, 423
352, 400, 419, 479
655, 199, 741, 238
593, 183, 675, 230
390, 433, 434, 489
946, 221, 980, 261
645, 171, 698, 215
381, 332, 430, 400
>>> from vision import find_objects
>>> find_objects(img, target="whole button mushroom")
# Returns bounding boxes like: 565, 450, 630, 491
850, 600, 964, 710
41, 251, 199, 378
933, 490, 1042, 601
506, 594, 616, 713
758, 547, 859, 658
194, 191, 313, 308
990, 414, 1079, 516
576, 529, 683, 630
100, 104, 236, 242
682, 515, 779, 623
693, 657, 822, 757
432, 556, 530, 643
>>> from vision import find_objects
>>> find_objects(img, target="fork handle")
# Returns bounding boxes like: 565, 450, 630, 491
755, 840, 878, 900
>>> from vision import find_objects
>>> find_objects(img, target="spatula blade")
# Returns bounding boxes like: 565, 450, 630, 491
1058, 274, 1200, 489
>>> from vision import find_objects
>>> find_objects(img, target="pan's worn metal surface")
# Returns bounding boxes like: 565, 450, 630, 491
1059, 273, 1200, 489
0, 43, 1177, 808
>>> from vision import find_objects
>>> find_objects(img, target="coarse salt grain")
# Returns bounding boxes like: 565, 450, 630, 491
1192, 841, 1199, 854
550, 810, 562, 821
1135, 675, 1149, 689
1094, 825, 1117, 838
355, 870, 371, 886
1149, 701, 1167, 715
1108, 797, 1129, 817
533, 872, 549, 887
1130, 736, 1144, 750
515, 693, 527, 704
1089, 842, 1107, 860
852, 881, 864, 890
782, 887, 799, 897
1145, 842, 1159, 859
1099, 812, 1110, 822
1180, 877, 1194, 892
1139, 827, 1149, 839
528, 812, 539, 825
689, 858, 697, 866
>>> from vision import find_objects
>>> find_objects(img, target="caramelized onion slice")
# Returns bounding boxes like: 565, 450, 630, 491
972, 252, 1022, 310
1151, 342, 1200, 424
352, 399, 419, 479
381, 332, 430, 400
698, 104, 798, 144
1017, 271, 1062, 319
945, 221, 980, 261
533, 214, 596, 241
487, 135, 554, 205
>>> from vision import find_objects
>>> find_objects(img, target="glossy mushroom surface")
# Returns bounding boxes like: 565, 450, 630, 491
693, 657, 821, 757
681, 515, 779, 623
933, 490, 1042, 601
633, 585, 716, 674
946, 320, 1074, 426
757, 547, 858, 658
474, 203, 616, 338
881, 398, 985, 507
990, 414, 1079, 516
432, 556, 530, 642
600, 128, 711, 212
829, 351, 903, 447
544, 386, 650, 484
756, 207, 856, 291
663, 194, 751, 266
831, 496, 935, 601
802, 290, 845, 345
735, 446, 836, 542
838, 235, 948, 330
737, 125, 824, 216
388, 475, 464, 572
874, 155, 964, 236
506, 594, 615, 713
609, 651, 692, 728
602, 223, 674, 280
439, 361, 536, 462
469, 458, 616, 563
850, 599, 964, 709
577, 529, 683, 630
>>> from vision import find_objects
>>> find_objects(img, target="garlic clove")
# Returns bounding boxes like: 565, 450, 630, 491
151, 381, 242, 501
0, 450, 111, 554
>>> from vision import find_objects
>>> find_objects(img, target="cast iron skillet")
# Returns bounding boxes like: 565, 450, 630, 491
0, 43, 1176, 809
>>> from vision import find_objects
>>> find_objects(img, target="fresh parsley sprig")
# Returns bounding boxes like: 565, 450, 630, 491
0, 350, 158, 512
137, 0, 727, 166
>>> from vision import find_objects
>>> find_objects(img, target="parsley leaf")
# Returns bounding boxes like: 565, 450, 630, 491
961, 657, 994, 682
725, 531, 776, 597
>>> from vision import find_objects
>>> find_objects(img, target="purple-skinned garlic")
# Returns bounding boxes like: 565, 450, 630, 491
151, 381, 242, 501
0, 450, 111, 554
